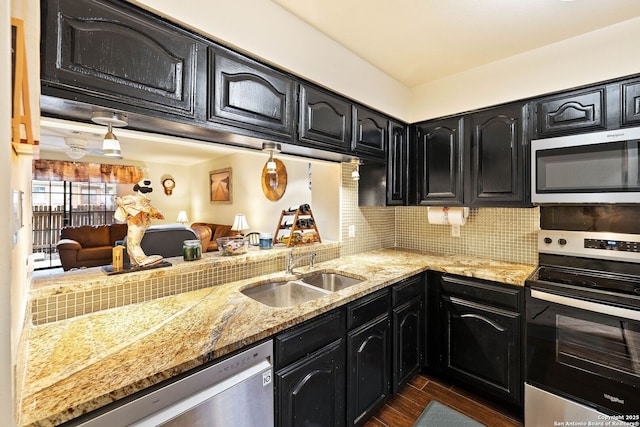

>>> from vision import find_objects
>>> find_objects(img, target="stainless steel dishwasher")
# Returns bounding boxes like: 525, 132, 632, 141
73, 340, 273, 427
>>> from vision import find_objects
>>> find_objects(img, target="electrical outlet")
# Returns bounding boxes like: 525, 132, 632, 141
348, 225, 355, 238
451, 225, 460, 237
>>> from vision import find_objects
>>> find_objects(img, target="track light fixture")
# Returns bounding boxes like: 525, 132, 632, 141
350, 158, 362, 181
90, 111, 128, 159
262, 142, 281, 174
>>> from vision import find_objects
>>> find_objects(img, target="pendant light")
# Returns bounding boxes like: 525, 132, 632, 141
262, 142, 281, 174
350, 158, 362, 181
90, 111, 128, 159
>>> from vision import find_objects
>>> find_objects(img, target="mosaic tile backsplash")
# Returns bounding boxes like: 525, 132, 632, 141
340, 164, 539, 265
31, 164, 539, 324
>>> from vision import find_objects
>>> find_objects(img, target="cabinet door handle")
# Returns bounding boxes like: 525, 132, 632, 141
530, 289, 640, 321
453, 313, 506, 332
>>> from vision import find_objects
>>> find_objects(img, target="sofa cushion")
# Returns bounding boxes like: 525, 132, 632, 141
61, 225, 111, 248
213, 224, 234, 240
109, 223, 128, 245
122, 225, 198, 259
76, 246, 113, 262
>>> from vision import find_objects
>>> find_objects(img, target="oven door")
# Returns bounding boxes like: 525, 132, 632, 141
531, 127, 640, 204
526, 285, 640, 415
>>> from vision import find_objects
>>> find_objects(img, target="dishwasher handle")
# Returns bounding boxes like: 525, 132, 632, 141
131, 359, 272, 426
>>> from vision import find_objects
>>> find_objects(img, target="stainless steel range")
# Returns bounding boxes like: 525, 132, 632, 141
525, 229, 640, 426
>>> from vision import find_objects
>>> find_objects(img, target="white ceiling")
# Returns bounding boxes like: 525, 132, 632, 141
272, 0, 640, 87
39, 118, 242, 166
39, 0, 640, 164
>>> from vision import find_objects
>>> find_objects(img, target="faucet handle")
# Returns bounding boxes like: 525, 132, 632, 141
310, 253, 316, 270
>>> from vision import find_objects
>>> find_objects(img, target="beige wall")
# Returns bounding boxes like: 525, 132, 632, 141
410, 16, 640, 122
6, 0, 40, 423
133, 0, 640, 125
131, 0, 411, 121
2, 1, 13, 422
190, 152, 341, 241
139, 162, 192, 226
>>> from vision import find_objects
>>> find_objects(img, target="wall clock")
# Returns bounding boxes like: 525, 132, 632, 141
261, 158, 287, 201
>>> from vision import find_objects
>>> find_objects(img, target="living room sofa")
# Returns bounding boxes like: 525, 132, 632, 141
56, 223, 128, 271
120, 224, 203, 263
190, 222, 234, 252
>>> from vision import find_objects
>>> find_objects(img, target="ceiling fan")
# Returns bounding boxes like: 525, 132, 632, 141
63, 137, 104, 160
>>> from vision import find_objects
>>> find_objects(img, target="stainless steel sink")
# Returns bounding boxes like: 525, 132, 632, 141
300, 272, 363, 292
241, 280, 330, 307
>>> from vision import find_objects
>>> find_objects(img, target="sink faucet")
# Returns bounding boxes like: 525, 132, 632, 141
287, 250, 316, 275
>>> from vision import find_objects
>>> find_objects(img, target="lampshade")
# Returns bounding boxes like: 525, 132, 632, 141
176, 210, 189, 224
91, 111, 127, 159
66, 147, 86, 160
231, 213, 250, 234
262, 142, 281, 174
102, 125, 122, 158
350, 158, 362, 181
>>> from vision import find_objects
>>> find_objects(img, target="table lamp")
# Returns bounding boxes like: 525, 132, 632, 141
231, 213, 250, 236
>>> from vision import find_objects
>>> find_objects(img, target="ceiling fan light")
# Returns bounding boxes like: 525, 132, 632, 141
66, 147, 86, 160
102, 132, 122, 158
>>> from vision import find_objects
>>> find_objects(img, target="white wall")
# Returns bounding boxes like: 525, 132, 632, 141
410, 17, 640, 122
1, 0, 12, 421
190, 151, 340, 241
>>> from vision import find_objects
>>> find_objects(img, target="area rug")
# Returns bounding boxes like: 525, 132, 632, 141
413, 400, 486, 426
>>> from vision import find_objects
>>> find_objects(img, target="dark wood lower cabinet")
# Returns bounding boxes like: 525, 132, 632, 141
347, 313, 391, 426
275, 339, 345, 427
442, 297, 521, 406
392, 296, 422, 393
429, 274, 524, 411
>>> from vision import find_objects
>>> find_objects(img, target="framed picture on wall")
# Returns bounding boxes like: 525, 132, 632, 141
210, 168, 232, 203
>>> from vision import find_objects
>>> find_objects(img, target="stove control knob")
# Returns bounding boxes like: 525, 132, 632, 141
558, 238, 567, 246
543, 237, 553, 244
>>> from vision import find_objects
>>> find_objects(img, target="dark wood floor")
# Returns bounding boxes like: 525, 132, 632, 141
365, 373, 524, 427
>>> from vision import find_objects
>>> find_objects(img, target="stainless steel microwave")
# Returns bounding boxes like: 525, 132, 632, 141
531, 127, 640, 204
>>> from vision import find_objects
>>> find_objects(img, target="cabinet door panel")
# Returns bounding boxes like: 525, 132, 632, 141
468, 102, 528, 206
276, 339, 345, 427
442, 297, 521, 405
347, 314, 391, 426
352, 107, 388, 158
622, 80, 640, 126
41, 0, 199, 117
209, 49, 295, 139
393, 297, 422, 393
415, 117, 464, 205
535, 88, 605, 137
387, 121, 408, 205
299, 85, 351, 151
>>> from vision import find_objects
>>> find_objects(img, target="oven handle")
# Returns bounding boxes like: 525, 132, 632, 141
530, 289, 640, 321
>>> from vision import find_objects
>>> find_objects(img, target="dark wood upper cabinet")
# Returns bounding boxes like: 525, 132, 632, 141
622, 79, 640, 126
466, 102, 529, 206
386, 121, 408, 205
298, 85, 352, 152
41, 0, 200, 118
208, 48, 296, 140
534, 86, 606, 137
352, 106, 388, 159
414, 117, 464, 206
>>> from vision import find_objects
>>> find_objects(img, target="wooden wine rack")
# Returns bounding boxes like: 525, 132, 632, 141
274, 208, 321, 247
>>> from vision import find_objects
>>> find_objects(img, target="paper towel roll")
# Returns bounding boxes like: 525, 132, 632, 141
427, 207, 469, 225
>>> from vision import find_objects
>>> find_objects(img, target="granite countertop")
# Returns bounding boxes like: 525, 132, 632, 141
17, 249, 536, 426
